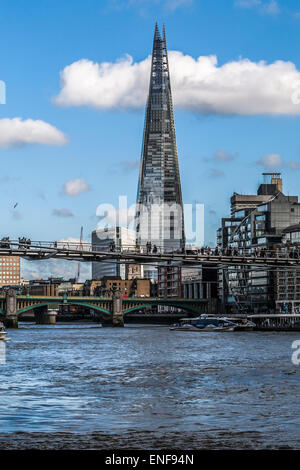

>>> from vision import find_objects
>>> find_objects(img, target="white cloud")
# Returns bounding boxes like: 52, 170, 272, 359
22, 237, 91, 282
122, 160, 140, 170
263, 0, 280, 15
235, 0, 280, 15
54, 51, 300, 116
54, 55, 150, 109
209, 169, 225, 178
62, 178, 91, 196
235, 0, 261, 8
0, 118, 67, 148
52, 208, 74, 217
166, 0, 193, 10
22, 258, 91, 281
109, 0, 193, 12
287, 160, 300, 170
214, 150, 238, 162
22, 236, 91, 281
257, 154, 300, 170
257, 153, 283, 169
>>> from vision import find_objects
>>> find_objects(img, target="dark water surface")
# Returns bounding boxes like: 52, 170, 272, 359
0, 322, 299, 449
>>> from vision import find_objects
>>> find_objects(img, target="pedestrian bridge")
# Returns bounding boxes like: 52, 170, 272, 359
0, 240, 300, 267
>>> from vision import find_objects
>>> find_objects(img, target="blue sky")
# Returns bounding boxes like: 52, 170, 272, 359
1, 0, 300, 277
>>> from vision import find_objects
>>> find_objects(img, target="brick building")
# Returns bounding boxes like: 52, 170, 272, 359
157, 265, 182, 298
90, 277, 150, 298
0, 256, 20, 287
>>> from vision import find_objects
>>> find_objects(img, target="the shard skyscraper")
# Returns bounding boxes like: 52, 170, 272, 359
135, 24, 185, 254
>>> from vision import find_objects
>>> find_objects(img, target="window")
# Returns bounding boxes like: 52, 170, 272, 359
234, 210, 246, 218
257, 204, 269, 212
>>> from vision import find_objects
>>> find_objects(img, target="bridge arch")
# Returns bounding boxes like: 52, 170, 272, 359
123, 302, 204, 316
66, 302, 111, 316
16, 301, 111, 316
17, 302, 51, 315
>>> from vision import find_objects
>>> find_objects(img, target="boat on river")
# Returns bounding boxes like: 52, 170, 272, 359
170, 315, 256, 332
0, 322, 8, 341
226, 318, 256, 331
170, 315, 236, 332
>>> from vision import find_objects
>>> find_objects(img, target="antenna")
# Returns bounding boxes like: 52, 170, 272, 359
76, 226, 83, 282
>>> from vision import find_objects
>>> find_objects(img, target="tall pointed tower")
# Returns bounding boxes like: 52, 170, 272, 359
136, 24, 185, 253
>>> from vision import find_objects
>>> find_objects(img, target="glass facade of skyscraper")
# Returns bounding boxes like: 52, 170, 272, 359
135, 25, 185, 253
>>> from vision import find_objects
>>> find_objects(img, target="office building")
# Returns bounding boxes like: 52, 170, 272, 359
217, 173, 300, 314
135, 24, 185, 256
182, 265, 218, 314
91, 227, 136, 280
0, 256, 20, 287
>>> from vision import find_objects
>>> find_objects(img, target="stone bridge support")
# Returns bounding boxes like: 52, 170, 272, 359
112, 290, 124, 327
4, 289, 18, 328
99, 313, 113, 326
35, 307, 57, 325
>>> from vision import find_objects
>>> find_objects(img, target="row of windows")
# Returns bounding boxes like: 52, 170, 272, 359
0, 262, 19, 265
0, 273, 19, 276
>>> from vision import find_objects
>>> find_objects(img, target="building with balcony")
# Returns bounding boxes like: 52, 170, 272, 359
157, 264, 182, 298
276, 224, 300, 312
217, 173, 300, 314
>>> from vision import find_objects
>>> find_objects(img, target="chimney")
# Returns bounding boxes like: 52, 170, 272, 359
271, 174, 282, 193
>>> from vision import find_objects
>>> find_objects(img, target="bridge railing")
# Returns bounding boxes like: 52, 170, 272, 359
1, 239, 300, 261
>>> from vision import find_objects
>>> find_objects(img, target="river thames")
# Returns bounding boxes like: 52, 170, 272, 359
0, 323, 299, 449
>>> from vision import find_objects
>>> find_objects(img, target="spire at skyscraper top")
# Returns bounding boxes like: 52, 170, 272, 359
154, 22, 160, 39
149, 23, 170, 92
153, 22, 166, 42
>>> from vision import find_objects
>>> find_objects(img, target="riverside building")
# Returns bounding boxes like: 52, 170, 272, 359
0, 256, 20, 287
217, 173, 300, 314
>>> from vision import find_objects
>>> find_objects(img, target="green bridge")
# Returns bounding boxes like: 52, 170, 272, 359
0, 289, 208, 327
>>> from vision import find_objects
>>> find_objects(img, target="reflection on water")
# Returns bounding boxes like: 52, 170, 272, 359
0, 323, 299, 449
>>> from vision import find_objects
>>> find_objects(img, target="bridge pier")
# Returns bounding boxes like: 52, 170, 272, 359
112, 290, 124, 327
4, 289, 18, 328
35, 307, 57, 325
43, 309, 57, 325
94, 312, 112, 326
